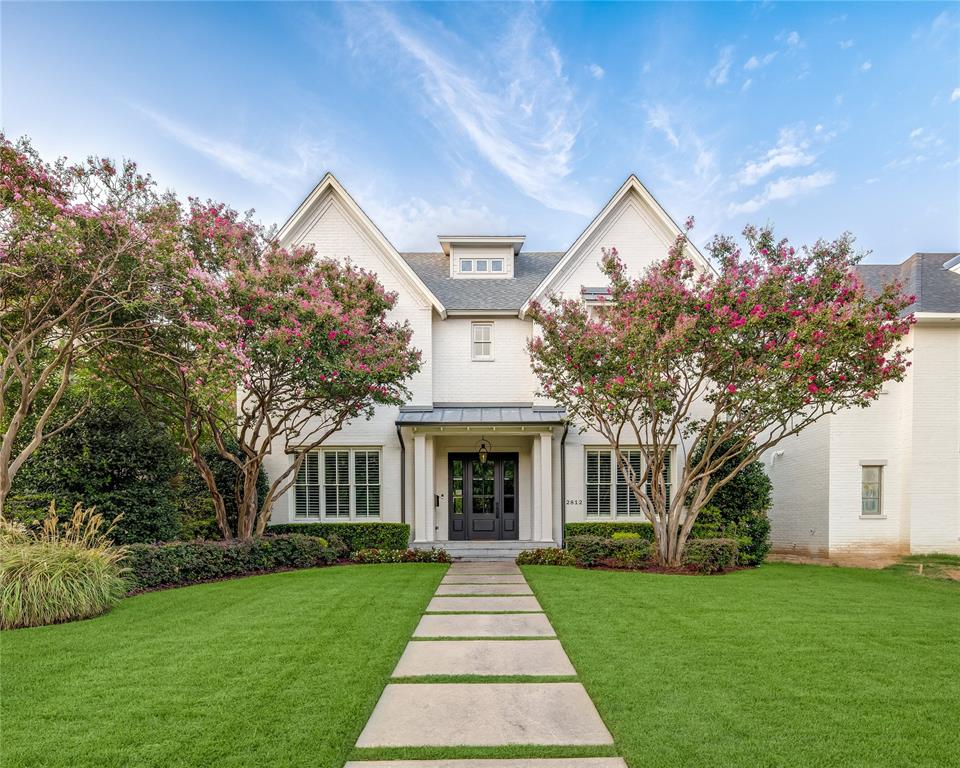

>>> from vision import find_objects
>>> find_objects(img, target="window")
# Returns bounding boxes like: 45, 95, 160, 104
476, 259, 488, 272
295, 448, 381, 520
458, 257, 505, 275
861, 465, 883, 516
491, 259, 504, 272
472, 322, 493, 361
586, 448, 666, 516
460, 259, 473, 272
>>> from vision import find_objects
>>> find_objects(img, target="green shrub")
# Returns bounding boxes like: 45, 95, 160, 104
269, 522, 410, 551
564, 522, 654, 542
565, 534, 613, 567
516, 548, 577, 566
350, 548, 451, 564
611, 531, 641, 541
682, 537, 738, 574
610, 537, 653, 567
0, 503, 127, 629
124, 535, 337, 591
691, 506, 771, 566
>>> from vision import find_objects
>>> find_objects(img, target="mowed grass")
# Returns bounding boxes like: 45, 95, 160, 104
524, 563, 960, 768
1, 564, 446, 768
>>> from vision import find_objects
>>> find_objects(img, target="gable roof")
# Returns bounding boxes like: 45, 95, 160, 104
520, 175, 714, 316
276, 173, 446, 317
857, 252, 960, 315
401, 251, 563, 311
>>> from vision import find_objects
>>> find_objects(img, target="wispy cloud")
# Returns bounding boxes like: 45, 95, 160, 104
344, 6, 591, 215
951, 87, 960, 102
860, 60, 873, 72
728, 170, 835, 216
362, 192, 503, 250
839, 39, 854, 49
587, 63, 605, 80
706, 45, 734, 86
735, 127, 816, 187
744, 52, 777, 70
645, 104, 680, 148
134, 105, 326, 192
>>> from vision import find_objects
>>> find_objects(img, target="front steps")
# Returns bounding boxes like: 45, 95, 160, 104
412, 539, 556, 561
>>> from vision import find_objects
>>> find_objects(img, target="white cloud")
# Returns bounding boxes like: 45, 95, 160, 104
741, 78, 753, 92
860, 60, 873, 71
133, 105, 326, 192
785, 31, 801, 47
645, 104, 680, 148
744, 52, 777, 70
347, 7, 591, 215
363, 194, 503, 251
839, 39, 854, 49
951, 87, 960, 102
909, 127, 924, 139
587, 63, 605, 80
735, 127, 817, 187
728, 170, 835, 216
706, 46, 734, 86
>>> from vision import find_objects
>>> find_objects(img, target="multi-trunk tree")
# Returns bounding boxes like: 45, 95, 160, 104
528, 223, 913, 567
114, 200, 421, 540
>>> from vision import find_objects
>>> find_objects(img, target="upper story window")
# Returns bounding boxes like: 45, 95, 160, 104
471, 322, 494, 361
460, 258, 504, 274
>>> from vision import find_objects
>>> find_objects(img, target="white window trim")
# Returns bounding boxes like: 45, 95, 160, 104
294, 447, 382, 521
457, 258, 506, 277
471, 322, 495, 361
585, 446, 672, 518
860, 463, 884, 518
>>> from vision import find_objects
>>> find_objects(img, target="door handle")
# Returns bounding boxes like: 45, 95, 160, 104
495, 501, 500, 519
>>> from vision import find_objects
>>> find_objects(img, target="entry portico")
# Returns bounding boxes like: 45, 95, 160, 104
398, 404, 564, 547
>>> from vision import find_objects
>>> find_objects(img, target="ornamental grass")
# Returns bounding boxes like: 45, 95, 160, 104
1, 503, 127, 630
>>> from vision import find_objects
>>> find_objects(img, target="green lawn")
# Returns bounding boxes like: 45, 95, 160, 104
1, 564, 446, 768
524, 562, 960, 768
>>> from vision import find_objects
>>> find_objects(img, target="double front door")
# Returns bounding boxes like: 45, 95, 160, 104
448, 453, 519, 541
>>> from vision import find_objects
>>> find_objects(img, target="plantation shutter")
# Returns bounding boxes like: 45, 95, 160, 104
586, 450, 612, 516
324, 450, 350, 517
295, 452, 321, 518
354, 450, 381, 518
645, 452, 672, 511
616, 450, 644, 516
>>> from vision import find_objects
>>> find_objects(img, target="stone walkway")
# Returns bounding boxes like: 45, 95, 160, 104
347, 561, 626, 768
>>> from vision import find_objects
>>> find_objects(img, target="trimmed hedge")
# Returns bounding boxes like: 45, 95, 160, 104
350, 548, 451, 564
124, 535, 337, 591
682, 537, 738, 574
268, 522, 409, 552
564, 522, 654, 542
565, 535, 612, 567
516, 548, 577, 566
565, 534, 654, 568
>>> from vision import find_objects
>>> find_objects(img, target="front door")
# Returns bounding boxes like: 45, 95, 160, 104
448, 453, 519, 541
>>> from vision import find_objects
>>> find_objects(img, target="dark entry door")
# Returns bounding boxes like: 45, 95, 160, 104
448, 453, 518, 541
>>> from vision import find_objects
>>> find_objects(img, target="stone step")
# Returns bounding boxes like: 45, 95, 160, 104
355, 683, 614, 747
392, 640, 576, 677
447, 563, 523, 575
414, 540, 556, 562
345, 760, 628, 768
435, 584, 533, 596
413, 613, 555, 638
427, 596, 542, 613
441, 575, 528, 585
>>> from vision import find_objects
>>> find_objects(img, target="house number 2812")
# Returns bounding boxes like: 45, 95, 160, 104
565, 499, 582, 505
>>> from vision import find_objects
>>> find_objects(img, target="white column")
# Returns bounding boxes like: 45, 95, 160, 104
532, 437, 542, 542
413, 433, 427, 542
424, 435, 435, 542
539, 431, 554, 542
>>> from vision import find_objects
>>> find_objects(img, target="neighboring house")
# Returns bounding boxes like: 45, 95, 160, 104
265, 174, 711, 556
765, 253, 960, 558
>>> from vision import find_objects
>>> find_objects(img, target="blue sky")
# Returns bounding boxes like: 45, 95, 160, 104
3, 2, 958, 261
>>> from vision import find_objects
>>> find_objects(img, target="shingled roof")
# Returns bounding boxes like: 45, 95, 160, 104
857, 252, 960, 314
400, 252, 564, 311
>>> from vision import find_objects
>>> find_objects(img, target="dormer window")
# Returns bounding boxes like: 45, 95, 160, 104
459, 257, 505, 274
440, 235, 524, 279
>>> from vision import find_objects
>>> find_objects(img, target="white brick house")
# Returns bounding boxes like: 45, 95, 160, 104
265, 173, 960, 559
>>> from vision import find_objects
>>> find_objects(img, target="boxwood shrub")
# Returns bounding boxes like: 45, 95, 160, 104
350, 547, 451, 564
516, 548, 577, 566
682, 537, 738, 574
124, 535, 337, 591
268, 522, 409, 552
564, 535, 612, 567
564, 521, 654, 542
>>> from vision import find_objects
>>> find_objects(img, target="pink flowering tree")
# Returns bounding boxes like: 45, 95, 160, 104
115, 200, 421, 540
0, 136, 178, 516
528, 223, 913, 567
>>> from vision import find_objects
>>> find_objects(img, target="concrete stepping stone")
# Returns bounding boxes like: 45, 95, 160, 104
345, 760, 628, 768
393, 640, 575, 677
427, 596, 541, 613
413, 613, 555, 638
435, 583, 533, 596
355, 683, 614, 747
441, 574, 527, 585
447, 563, 522, 575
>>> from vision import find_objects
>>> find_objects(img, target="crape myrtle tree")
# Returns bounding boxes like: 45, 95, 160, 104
0, 136, 177, 515
528, 222, 913, 567
114, 200, 421, 540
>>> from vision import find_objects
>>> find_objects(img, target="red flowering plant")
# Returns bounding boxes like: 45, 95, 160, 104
0, 135, 179, 515
528, 222, 913, 567
115, 200, 420, 540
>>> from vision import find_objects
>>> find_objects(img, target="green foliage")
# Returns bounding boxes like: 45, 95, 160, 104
611, 531, 641, 541
682, 538, 739, 574
8, 388, 181, 544
565, 533, 654, 569
177, 435, 269, 539
692, 506, 771, 566
565, 535, 612, 567
610, 538, 653, 568
516, 548, 577, 566
564, 521, 654, 541
269, 522, 410, 552
123, 535, 336, 591
350, 548, 451, 564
